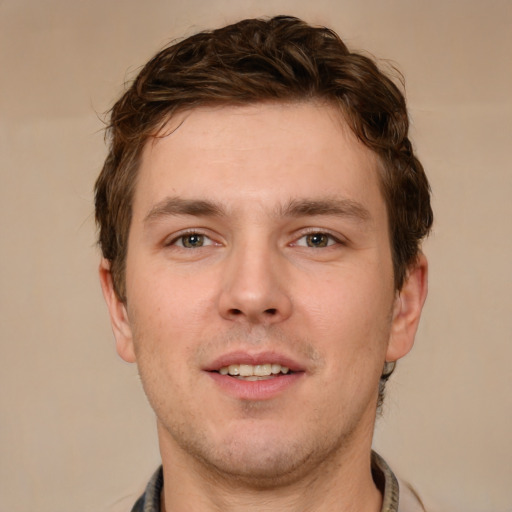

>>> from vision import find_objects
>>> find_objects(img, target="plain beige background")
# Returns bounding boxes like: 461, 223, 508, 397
1, 1, 511, 511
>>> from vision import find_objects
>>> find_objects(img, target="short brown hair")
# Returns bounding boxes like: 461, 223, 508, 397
95, 15, 433, 302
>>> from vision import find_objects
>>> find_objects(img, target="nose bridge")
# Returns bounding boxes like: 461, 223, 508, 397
218, 233, 292, 324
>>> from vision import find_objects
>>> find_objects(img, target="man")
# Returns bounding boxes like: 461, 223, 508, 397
95, 15, 432, 512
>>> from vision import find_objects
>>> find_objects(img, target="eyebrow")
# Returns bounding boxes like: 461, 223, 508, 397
279, 197, 371, 222
144, 196, 371, 224
144, 197, 225, 224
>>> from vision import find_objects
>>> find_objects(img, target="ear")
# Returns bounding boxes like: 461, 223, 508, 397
98, 258, 136, 363
386, 253, 428, 362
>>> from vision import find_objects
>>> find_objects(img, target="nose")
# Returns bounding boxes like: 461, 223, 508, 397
217, 241, 293, 325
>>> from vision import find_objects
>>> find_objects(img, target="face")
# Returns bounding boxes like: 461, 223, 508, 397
101, 102, 427, 487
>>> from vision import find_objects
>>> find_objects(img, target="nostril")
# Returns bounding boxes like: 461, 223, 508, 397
264, 308, 277, 315
229, 309, 243, 316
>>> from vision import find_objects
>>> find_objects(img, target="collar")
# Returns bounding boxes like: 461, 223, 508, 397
132, 452, 406, 512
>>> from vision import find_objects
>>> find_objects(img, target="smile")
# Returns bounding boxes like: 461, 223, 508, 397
218, 363, 290, 380
206, 355, 303, 400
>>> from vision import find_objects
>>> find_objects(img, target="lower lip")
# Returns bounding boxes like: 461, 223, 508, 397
206, 371, 303, 400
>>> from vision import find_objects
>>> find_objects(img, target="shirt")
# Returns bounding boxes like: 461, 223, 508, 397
130, 451, 425, 512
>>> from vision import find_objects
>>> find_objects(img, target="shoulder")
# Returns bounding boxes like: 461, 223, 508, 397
372, 451, 426, 512
130, 467, 163, 512
397, 478, 427, 512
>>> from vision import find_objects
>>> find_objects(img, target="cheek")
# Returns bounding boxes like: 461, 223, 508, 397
297, 267, 394, 361
127, 252, 214, 318
125, 261, 222, 370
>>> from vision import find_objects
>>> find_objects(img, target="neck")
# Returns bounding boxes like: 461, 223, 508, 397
158, 424, 382, 512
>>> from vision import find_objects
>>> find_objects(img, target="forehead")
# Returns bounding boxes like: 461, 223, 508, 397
134, 102, 385, 218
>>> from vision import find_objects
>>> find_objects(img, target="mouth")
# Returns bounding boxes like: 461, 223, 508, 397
216, 363, 292, 381
205, 353, 304, 400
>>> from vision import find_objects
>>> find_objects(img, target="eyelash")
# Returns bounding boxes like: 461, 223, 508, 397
165, 230, 216, 248
292, 230, 344, 248
164, 229, 345, 250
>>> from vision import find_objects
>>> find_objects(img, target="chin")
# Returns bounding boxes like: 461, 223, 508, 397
171, 420, 350, 489
198, 443, 315, 489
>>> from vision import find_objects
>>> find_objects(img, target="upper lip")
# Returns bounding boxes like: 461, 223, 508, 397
204, 350, 305, 373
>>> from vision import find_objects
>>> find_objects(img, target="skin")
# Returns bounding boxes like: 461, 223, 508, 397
100, 102, 428, 512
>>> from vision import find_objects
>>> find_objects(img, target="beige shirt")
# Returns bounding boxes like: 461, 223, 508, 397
397, 481, 427, 512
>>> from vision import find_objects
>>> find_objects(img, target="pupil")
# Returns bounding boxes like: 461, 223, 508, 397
307, 233, 328, 247
184, 234, 203, 248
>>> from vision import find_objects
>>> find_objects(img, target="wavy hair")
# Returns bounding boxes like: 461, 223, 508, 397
96, 16, 432, 303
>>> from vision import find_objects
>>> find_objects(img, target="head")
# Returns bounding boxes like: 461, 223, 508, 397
95, 15, 432, 303
96, 16, 432, 484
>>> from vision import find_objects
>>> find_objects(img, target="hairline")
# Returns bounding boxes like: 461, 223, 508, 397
113, 98, 403, 301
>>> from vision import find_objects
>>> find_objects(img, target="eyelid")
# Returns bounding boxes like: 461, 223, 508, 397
164, 228, 219, 247
291, 229, 346, 248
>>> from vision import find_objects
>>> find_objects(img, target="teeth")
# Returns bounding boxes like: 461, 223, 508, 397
218, 363, 291, 378
254, 364, 271, 376
239, 364, 252, 377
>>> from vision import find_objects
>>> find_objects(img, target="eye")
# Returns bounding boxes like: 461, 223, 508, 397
295, 232, 338, 248
172, 233, 213, 248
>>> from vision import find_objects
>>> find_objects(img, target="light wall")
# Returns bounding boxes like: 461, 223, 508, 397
1, 1, 511, 511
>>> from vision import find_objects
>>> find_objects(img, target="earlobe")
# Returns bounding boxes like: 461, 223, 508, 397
386, 253, 428, 362
98, 259, 136, 363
